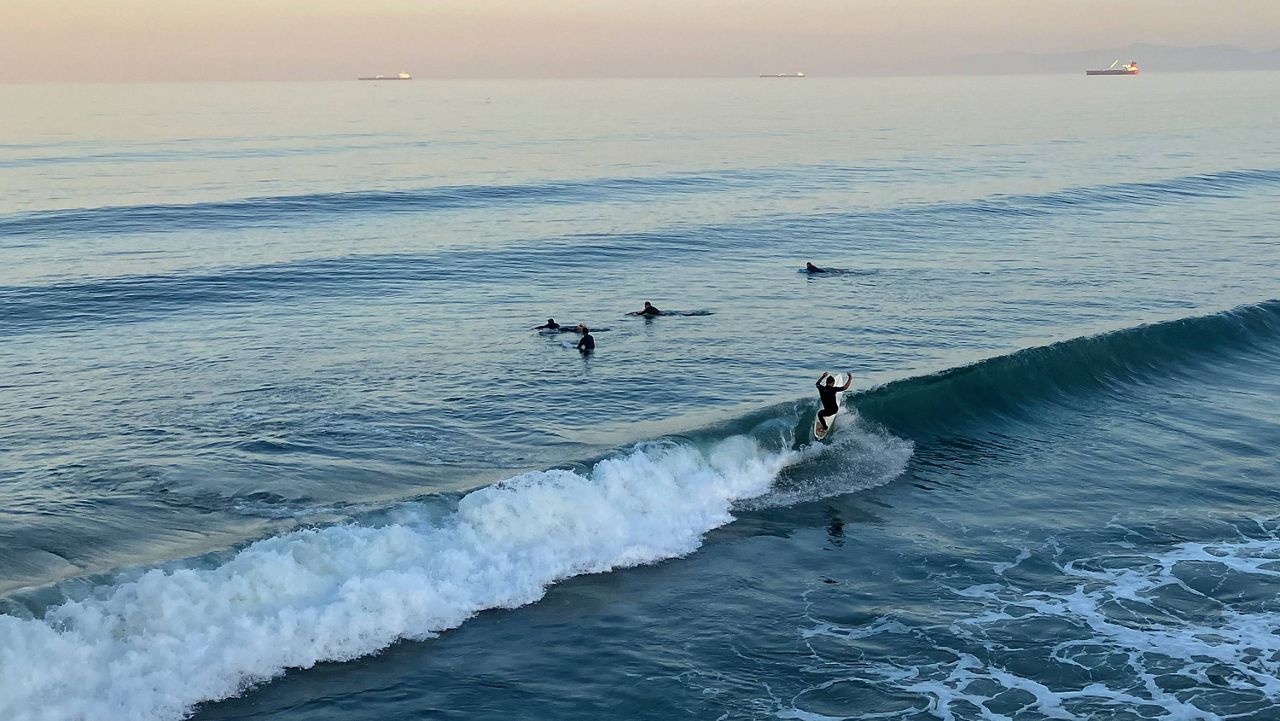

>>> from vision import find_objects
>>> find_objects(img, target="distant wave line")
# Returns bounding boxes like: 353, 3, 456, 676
0, 168, 797, 239
3, 166, 1274, 241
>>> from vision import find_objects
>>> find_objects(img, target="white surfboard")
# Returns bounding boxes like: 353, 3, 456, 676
813, 375, 845, 441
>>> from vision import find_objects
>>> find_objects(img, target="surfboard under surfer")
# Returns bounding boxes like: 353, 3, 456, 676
816, 371, 852, 432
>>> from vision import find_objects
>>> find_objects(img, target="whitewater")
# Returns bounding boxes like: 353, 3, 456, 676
1, 426, 911, 721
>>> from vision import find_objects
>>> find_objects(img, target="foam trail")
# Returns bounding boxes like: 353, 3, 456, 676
0, 436, 800, 721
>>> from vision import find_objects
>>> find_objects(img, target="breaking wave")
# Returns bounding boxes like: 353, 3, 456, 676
0, 420, 910, 721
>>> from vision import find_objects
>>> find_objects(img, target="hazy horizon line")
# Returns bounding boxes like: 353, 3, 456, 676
5, 68, 1280, 86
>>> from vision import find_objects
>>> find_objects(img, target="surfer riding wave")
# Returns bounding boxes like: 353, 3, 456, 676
816, 371, 852, 434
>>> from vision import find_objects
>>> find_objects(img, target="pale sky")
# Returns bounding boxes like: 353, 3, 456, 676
4, 0, 1278, 81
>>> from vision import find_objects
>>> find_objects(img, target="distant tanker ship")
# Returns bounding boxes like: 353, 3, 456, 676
760, 71, 806, 78
358, 71, 412, 81
1086, 60, 1139, 76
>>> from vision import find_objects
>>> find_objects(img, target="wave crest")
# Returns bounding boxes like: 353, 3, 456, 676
855, 299, 1280, 438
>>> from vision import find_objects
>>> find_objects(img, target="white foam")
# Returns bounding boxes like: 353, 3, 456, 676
797, 532, 1280, 720
0, 436, 811, 721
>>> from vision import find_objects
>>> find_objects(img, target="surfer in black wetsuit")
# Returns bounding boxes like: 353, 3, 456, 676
534, 318, 561, 330
630, 301, 662, 317
816, 371, 852, 432
806, 262, 827, 274
577, 325, 595, 352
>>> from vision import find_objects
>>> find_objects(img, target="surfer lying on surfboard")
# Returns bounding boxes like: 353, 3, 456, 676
816, 371, 852, 434
627, 301, 663, 317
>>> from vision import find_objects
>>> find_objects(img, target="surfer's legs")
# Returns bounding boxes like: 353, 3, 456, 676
817, 409, 835, 430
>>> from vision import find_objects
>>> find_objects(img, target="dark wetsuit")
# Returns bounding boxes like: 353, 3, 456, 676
817, 380, 839, 427
577, 333, 595, 351
537, 322, 561, 330
817, 382, 839, 413
640, 306, 662, 317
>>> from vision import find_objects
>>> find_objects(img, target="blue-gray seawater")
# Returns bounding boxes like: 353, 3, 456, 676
2, 75, 1279, 720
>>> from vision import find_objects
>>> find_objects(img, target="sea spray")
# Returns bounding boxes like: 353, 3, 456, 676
739, 405, 914, 511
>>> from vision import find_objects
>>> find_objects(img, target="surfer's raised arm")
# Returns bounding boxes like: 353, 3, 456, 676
816, 371, 829, 388
840, 372, 852, 391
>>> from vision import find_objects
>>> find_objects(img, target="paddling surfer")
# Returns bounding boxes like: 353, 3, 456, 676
629, 301, 663, 317
816, 371, 852, 432
534, 318, 561, 330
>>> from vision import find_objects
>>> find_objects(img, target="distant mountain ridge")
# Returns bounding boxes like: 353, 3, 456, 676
949, 44, 1280, 75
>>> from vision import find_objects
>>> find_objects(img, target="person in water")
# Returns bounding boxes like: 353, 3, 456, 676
816, 371, 852, 432
806, 262, 827, 274
534, 318, 561, 330
577, 324, 595, 352
630, 301, 662, 317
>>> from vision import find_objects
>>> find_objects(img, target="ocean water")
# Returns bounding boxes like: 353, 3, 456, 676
1, 74, 1279, 721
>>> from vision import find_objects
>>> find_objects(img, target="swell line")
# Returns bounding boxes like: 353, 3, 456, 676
5, 166, 1276, 241
922, 168, 1280, 217
763, 167, 1280, 236
0, 169, 781, 239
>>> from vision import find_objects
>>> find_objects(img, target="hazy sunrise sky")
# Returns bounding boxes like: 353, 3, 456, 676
4, 0, 1279, 82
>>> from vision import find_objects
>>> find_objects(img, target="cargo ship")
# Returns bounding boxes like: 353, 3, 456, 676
1086, 60, 1138, 76
358, 71, 412, 81
760, 72, 805, 78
